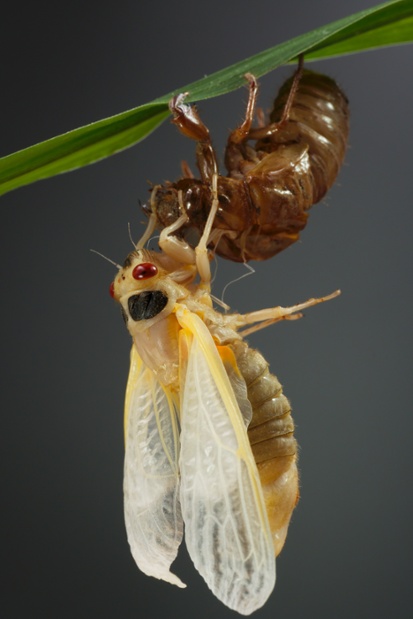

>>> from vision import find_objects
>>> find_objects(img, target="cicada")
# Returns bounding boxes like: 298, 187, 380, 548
110, 186, 339, 614
144, 58, 349, 262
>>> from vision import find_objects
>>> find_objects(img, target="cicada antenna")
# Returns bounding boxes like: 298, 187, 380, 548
221, 262, 255, 306
90, 249, 122, 269
210, 251, 219, 285
127, 222, 136, 249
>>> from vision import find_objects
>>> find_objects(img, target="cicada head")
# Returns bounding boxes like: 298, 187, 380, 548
110, 248, 196, 331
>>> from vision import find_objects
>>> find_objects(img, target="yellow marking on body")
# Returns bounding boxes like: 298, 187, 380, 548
165, 313, 181, 345
216, 345, 241, 376
124, 345, 143, 444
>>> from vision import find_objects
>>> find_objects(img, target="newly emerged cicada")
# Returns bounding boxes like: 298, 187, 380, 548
111, 187, 339, 614
144, 59, 349, 262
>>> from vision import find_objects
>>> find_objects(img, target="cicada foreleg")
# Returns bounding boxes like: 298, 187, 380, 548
137, 185, 197, 267
157, 190, 197, 265
237, 289, 341, 336
135, 212, 157, 250
136, 183, 184, 251
169, 93, 218, 183
195, 173, 219, 287
138, 178, 217, 289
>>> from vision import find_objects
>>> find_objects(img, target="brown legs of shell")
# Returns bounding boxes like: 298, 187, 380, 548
224, 55, 305, 174
169, 55, 305, 181
169, 94, 218, 183
168, 96, 220, 285
251, 54, 304, 138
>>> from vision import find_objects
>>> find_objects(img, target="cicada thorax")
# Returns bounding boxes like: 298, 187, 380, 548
145, 67, 349, 263
231, 340, 298, 556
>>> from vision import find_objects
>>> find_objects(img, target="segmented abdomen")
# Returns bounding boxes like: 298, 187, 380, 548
232, 340, 298, 556
265, 69, 350, 203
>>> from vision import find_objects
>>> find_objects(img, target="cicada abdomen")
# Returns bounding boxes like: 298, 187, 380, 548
145, 64, 349, 263
254, 69, 349, 206
231, 340, 297, 555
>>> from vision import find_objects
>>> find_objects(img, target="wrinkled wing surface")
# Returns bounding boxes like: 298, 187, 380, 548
123, 345, 185, 587
177, 309, 275, 615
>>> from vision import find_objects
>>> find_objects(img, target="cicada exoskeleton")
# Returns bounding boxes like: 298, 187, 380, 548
144, 60, 349, 262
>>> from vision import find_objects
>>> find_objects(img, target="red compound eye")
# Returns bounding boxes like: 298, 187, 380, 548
109, 282, 115, 298
132, 262, 158, 280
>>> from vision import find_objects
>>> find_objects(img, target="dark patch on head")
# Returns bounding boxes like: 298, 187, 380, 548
128, 290, 168, 321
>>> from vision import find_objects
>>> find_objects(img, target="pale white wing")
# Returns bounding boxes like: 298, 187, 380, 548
177, 310, 275, 615
123, 345, 185, 587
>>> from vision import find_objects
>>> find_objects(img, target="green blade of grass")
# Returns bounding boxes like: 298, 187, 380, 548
1, 0, 412, 197
0, 105, 170, 198
156, 0, 413, 102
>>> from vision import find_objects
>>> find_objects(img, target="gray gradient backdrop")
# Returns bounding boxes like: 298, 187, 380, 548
1, 1, 413, 618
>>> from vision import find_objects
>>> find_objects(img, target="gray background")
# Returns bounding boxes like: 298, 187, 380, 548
1, 1, 412, 618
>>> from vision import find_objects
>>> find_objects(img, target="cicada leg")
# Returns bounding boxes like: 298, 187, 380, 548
269, 53, 304, 129
135, 185, 194, 266
135, 206, 158, 250
195, 173, 219, 287
224, 74, 259, 173
224, 59, 304, 172
247, 54, 305, 141
169, 93, 218, 183
237, 289, 341, 336
157, 190, 197, 265
227, 73, 259, 145
139, 178, 217, 288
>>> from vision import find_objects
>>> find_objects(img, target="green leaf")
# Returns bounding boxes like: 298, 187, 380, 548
0, 105, 170, 197
155, 0, 413, 102
1, 0, 412, 197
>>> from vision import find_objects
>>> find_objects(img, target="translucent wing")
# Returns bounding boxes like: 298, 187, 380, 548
177, 309, 275, 615
123, 345, 185, 587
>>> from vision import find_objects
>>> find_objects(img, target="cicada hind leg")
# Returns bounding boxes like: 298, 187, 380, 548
237, 289, 341, 337
224, 74, 260, 174
245, 54, 305, 143
224, 55, 305, 173
231, 286, 340, 555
